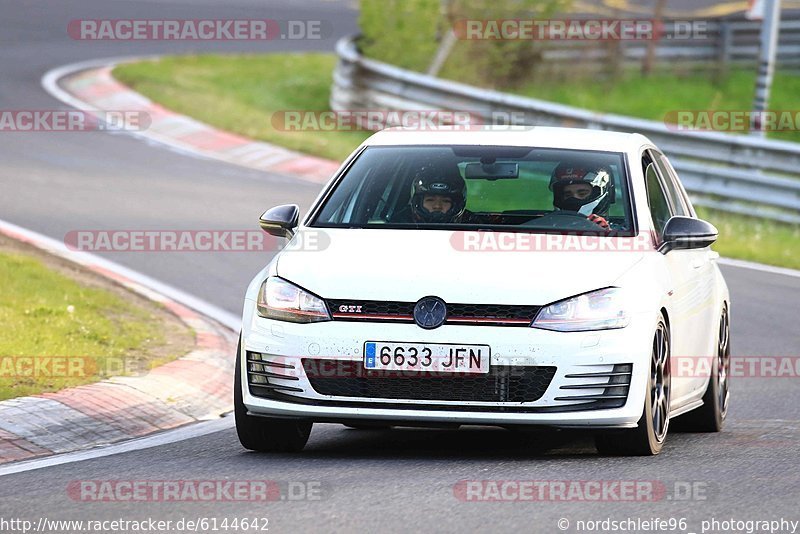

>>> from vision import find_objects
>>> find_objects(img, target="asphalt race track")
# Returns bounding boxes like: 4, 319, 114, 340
1, 1, 799, 532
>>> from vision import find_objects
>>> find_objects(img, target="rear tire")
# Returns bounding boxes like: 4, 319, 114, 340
234, 335, 312, 452
595, 316, 671, 456
672, 307, 730, 432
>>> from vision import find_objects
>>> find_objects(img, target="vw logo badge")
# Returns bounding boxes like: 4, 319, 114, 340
413, 296, 447, 329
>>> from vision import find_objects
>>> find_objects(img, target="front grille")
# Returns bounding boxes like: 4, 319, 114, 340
302, 359, 555, 402
327, 299, 540, 327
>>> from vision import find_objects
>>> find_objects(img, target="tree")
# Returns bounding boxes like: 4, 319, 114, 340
642, 0, 668, 76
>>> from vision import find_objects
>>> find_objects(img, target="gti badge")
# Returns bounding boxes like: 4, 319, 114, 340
413, 296, 447, 329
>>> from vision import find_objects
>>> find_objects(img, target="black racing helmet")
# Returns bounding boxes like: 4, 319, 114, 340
410, 167, 467, 223
549, 162, 615, 217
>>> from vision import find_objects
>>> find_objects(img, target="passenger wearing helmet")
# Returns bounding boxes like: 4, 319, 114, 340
392, 166, 469, 224
549, 163, 615, 230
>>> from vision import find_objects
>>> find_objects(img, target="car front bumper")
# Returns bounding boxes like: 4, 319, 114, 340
240, 302, 656, 428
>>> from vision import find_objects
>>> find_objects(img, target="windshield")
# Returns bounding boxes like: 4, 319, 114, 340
311, 145, 634, 235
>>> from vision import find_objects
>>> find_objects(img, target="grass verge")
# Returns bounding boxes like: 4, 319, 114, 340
696, 207, 800, 270
114, 54, 370, 161
0, 234, 194, 400
112, 53, 799, 270
499, 69, 800, 145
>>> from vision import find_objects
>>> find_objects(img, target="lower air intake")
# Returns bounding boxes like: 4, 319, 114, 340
302, 359, 556, 403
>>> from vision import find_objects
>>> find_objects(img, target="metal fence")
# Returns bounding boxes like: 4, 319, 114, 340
541, 18, 800, 70
331, 35, 800, 224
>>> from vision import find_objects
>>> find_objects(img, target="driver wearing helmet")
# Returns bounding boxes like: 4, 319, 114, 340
549, 163, 615, 230
393, 166, 469, 224
411, 171, 468, 223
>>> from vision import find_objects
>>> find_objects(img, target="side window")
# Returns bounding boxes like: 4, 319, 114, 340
652, 152, 690, 217
656, 154, 696, 217
643, 158, 673, 240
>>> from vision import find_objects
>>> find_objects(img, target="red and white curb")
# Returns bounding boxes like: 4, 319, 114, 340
0, 219, 238, 465
42, 57, 342, 185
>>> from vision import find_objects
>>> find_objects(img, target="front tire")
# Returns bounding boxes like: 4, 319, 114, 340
672, 306, 730, 432
234, 335, 312, 452
595, 316, 671, 456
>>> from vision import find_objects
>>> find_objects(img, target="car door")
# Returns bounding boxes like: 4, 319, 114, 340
654, 152, 720, 373
642, 150, 708, 404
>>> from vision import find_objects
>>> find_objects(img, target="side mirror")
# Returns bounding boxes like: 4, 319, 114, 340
660, 216, 718, 253
259, 204, 299, 239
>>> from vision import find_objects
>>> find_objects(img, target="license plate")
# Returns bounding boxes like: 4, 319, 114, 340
364, 342, 490, 374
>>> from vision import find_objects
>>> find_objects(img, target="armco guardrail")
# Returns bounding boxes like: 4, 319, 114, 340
332, 35, 800, 224
542, 19, 800, 69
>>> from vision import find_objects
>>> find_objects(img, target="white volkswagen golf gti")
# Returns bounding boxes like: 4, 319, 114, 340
235, 126, 731, 456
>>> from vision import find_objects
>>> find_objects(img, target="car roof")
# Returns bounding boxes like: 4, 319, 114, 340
362, 125, 652, 154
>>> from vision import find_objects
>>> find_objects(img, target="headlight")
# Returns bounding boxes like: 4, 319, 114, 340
532, 287, 629, 332
256, 277, 330, 323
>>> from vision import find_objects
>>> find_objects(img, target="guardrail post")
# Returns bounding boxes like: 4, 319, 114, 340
716, 22, 733, 80
751, 0, 783, 136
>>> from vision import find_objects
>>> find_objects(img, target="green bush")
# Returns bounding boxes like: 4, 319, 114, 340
359, 0, 573, 86
359, 0, 441, 72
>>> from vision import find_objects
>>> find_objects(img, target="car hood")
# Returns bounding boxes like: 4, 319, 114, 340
277, 228, 646, 305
